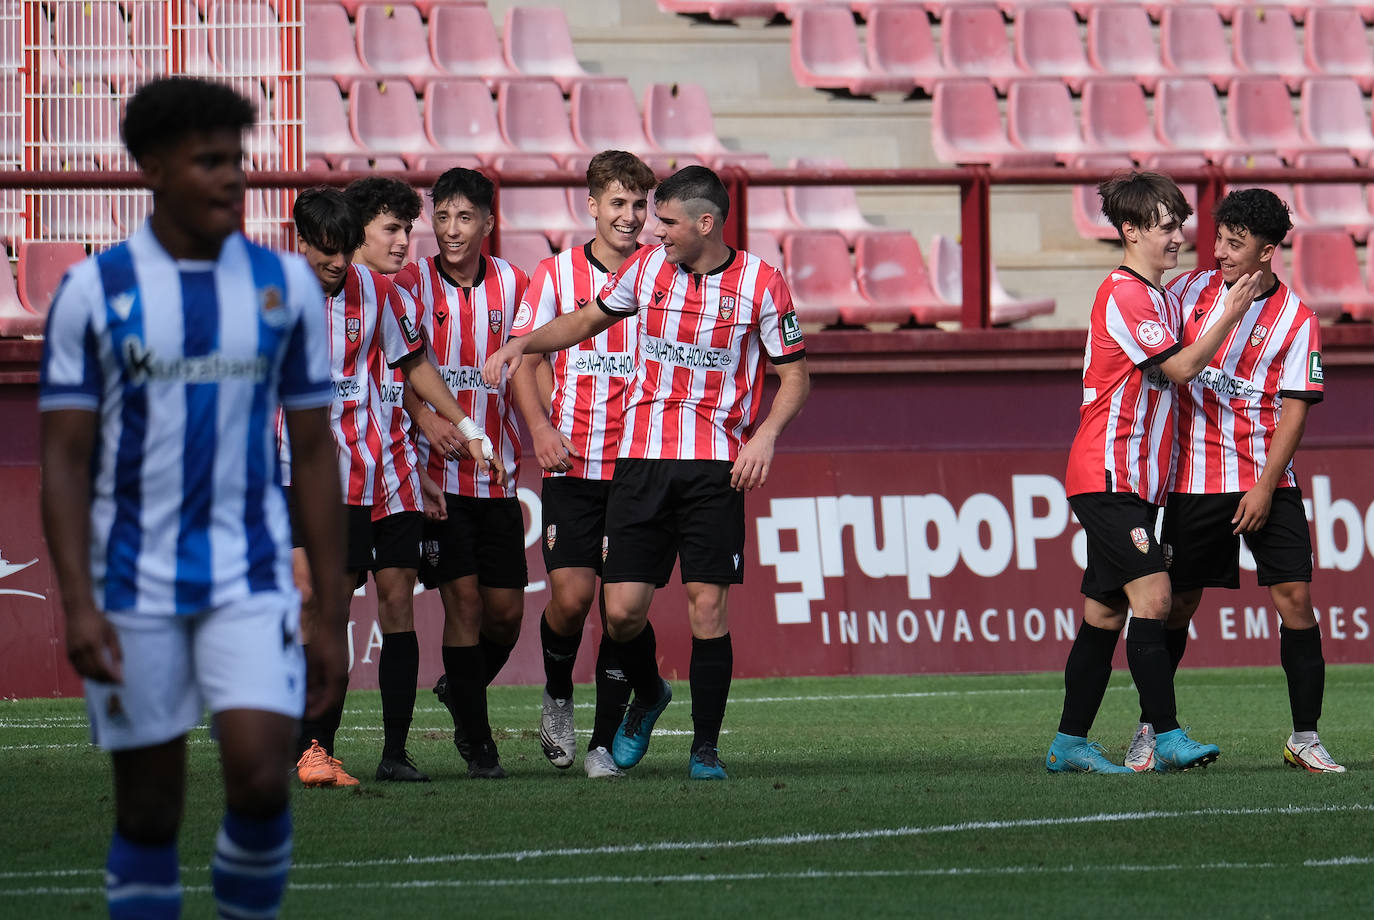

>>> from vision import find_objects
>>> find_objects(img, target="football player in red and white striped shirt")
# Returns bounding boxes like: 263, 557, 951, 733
1149, 189, 1341, 773
486, 166, 810, 780
394, 168, 524, 779
1048, 172, 1262, 775
291, 188, 491, 785
343, 176, 434, 783
507, 151, 657, 778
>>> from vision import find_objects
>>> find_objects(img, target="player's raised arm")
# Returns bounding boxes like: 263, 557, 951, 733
1157, 270, 1263, 384
483, 305, 620, 387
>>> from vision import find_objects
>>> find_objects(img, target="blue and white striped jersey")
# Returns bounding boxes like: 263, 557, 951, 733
38, 225, 333, 616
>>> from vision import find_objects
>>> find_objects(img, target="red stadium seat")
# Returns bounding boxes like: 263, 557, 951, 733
17, 241, 86, 317
864, 5, 942, 96
38, 84, 126, 169
786, 156, 880, 244
1232, 7, 1308, 91
1227, 75, 1317, 162
928, 234, 1055, 325
412, 0, 487, 18
657, 1, 780, 19
348, 80, 437, 166
1221, 152, 1294, 213
497, 79, 588, 166
355, 3, 444, 91
304, 2, 368, 89
1070, 154, 1135, 241
406, 222, 438, 262
1300, 77, 1374, 166
1154, 77, 1232, 160
207, 0, 280, 75
1086, 4, 1166, 93
1080, 78, 1163, 160
643, 82, 728, 157
1303, 8, 1374, 92
53, 0, 137, 89
503, 6, 595, 93
304, 77, 365, 162
1160, 6, 1237, 90
747, 230, 784, 269
333, 155, 409, 172
790, 4, 918, 96
411, 154, 484, 174
428, 4, 527, 89
853, 231, 954, 325
941, 4, 1025, 93
495, 231, 556, 274
423, 78, 515, 164
1291, 152, 1372, 241
1013, 5, 1092, 93
780, 232, 853, 326
931, 79, 1054, 166
0, 259, 43, 338
569, 79, 652, 153
1288, 229, 1374, 319
1007, 78, 1085, 163
491, 154, 584, 249
31, 193, 120, 242
712, 153, 805, 237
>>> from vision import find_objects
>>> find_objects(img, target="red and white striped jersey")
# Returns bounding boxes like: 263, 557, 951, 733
596, 245, 806, 462
372, 283, 424, 518
325, 265, 425, 505
513, 242, 637, 481
1166, 269, 1324, 494
1066, 267, 1183, 503
394, 254, 528, 498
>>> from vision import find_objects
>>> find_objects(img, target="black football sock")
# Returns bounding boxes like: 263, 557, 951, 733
1127, 618, 1179, 733
480, 633, 516, 687
1281, 624, 1324, 733
297, 644, 348, 757
378, 631, 419, 759
442, 644, 492, 746
589, 633, 631, 751
1140, 626, 1190, 722
296, 644, 317, 758
614, 620, 662, 705
1056, 622, 1120, 737
540, 612, 581, 700
689, 634, 733, 752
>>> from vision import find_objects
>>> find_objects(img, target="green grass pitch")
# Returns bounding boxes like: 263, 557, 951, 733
3, 666, 1372, 918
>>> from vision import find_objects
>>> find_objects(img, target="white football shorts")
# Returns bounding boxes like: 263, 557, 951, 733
84, 593, 305, 751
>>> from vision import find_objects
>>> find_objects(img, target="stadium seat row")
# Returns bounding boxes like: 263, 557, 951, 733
932, 76, 1374, 167
791, 3, 1373, 97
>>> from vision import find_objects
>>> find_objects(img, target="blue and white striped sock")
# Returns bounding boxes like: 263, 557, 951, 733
106, 830, 181, 919
211, 809, 293, 919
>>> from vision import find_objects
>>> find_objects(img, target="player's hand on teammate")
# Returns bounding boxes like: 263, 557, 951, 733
304, 629, 348, 720
730, 434, 776, 492
1224, 271, 1264, 315
1232, 483, 1275, 534
533, 425, 580, 473
483, 340, 525, 387
466, 436, 510, 488
420, 471, 447, 521
64, 603, 123, 684
419, 409, 469, 462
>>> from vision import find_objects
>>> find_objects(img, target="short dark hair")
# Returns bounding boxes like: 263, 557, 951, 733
654, 165, 729, 221
293, 187, 363, 255
121, 77, 256, 164
1098, 170, 1192, 235
1212, 188, 1293, 248
586, 150, 657, 199
431, 167, 494, 213
344, 176, 422, 227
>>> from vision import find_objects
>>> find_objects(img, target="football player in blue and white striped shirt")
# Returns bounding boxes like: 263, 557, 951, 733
39, 77, 347, 920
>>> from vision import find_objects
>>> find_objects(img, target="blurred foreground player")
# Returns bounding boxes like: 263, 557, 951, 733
1047, 171, 1261, 774
40, 77, 345, 918
487, 166, 810, 780
508, 150, 657, 778
1122, 189, 1341, 773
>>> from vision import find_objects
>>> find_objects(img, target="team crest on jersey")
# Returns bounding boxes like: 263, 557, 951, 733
488, 308, 503, 334
110, 291, 135, 321
546, 525, 557, 551
514, 302, 532, 330
719, 295, 736, 321
1130, 527, 1150, 554
601, 535, 609, 564
1249, 323, 1269, 348
260, 285, 288, 328
1136, 320, 1165, 347
345, 316, 361, 343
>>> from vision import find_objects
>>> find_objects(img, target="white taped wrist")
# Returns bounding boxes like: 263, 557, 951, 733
457, 417, 482, 442
480, 434, 494, 460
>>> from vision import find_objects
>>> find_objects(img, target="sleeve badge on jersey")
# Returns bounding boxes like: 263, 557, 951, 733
1248, 323, 1269, 348
1129, 526, 1151, 554
514, 302, 532, 330
719, 295, 736, 321
1308, 352, 1324, 383
1135, 320, 1165, 348
598, 275, 620, 301
781, 311, 803, 346
400, 314, 421, 345
345, 316, 361, 343
488, 308, 503, 334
